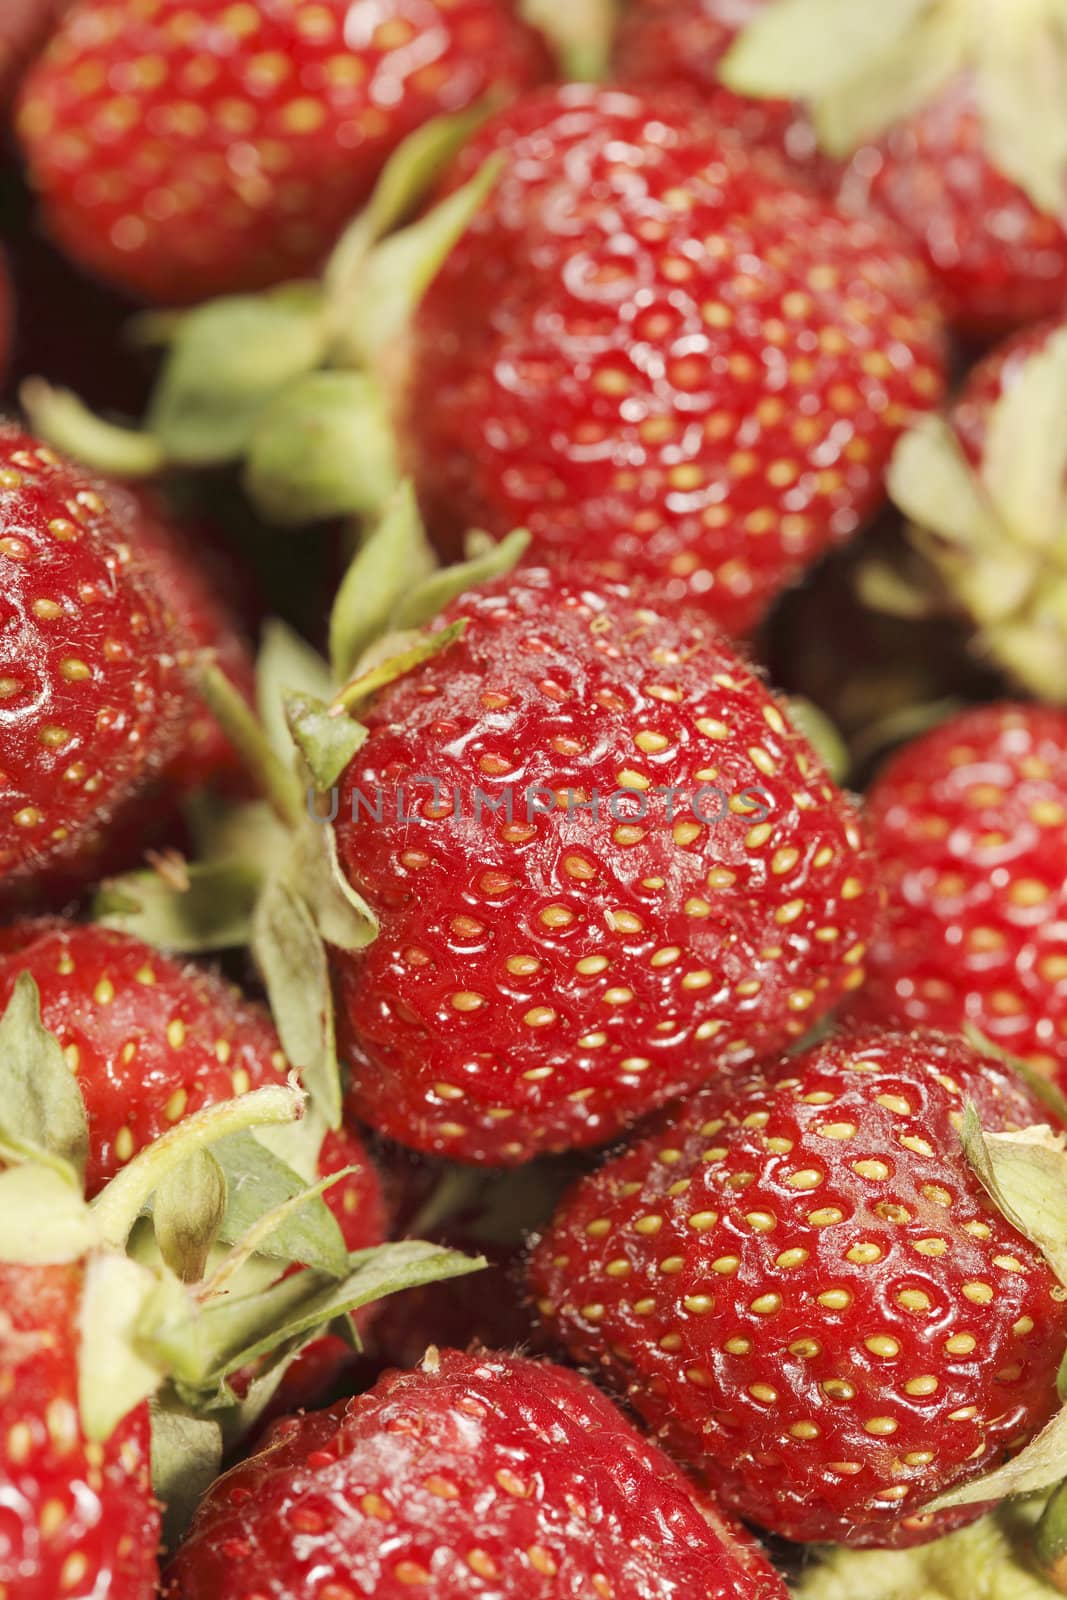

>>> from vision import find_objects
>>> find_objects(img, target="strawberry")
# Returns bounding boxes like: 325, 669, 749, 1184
0, 1259, 158, 1600
888, 318, 1067, 705
850, 703, 1067, 1084
332, 562, 882, 1164
14, 0, 552, 306
0, 920, 386, 1255
613, 0, 828, 182
406, 85, 945, 636
716, 0, 1067, 334
163, 1347, 789, 1599
0, 423, 187, 895
531, 1026, 1067, 1548
104, 482, 257, 794
0, 0, 65, 105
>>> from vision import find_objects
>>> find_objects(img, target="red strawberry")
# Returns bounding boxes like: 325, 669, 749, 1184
407, 85, 945, 637
104, 482, 257, 794
613, 0, 828, 182
163, 1347, 788, 1599
0, 920, 385, 1250
711, 0, 1067, 334
531, 1027, 1067, 1548
15, 0, 552, 306
0, 423, 187, 895
332, 563, 882, 1164
0, 0, 65, 105
0, 1259, 158, 1600
851, 704, 1067, 1083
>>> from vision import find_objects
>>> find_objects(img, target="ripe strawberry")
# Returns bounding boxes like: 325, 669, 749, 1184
0, 0, 65, 105
850, 704, 1067, 1083
0, 1259, 158, 1600
0, 920, 385, 1249
0, 424, 187, 895
332, 563, 882, 1164
715, 0, 1067, 334
105, 482, 257, 793
15, 0, 552, 305
531, 1027, 1067, 1548
613, 0, 827, 182
407, 85, 945, 637
163, 1348, 789, 1599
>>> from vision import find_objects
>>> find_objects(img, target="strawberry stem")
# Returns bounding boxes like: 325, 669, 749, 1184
1036, 1480, 1067, 1593
90, 1082, 305, 1250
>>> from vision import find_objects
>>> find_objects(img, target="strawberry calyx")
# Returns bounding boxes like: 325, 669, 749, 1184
1036, 1480, 1067, 1592
792, 1496, 1054, 1599
519, 0, 617, 79
721, 0, 1067, 214
888, 327, 1067, 702
21, 113, 501, 522
0, 976, 485, 1537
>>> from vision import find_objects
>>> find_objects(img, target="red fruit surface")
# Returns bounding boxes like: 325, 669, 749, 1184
0, 921, 385, 1254
613, 0, 826, 181
332, 563, 881, 1164
163, 1348, 788, 1599
409, 86, 946, 637
0, 425, 187, 894
0, 0, 65, 104
853, 704, 1067, 1081
110, 484, 257, 793
15, 0, 552, 305
531, 1027, 1067, 1547
0, 1260, 158, 1600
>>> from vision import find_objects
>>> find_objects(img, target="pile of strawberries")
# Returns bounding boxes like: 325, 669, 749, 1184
6, 3, 1067, 1598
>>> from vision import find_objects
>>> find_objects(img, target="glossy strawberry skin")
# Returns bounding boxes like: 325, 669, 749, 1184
333, 564, 881, 1165
408, 85, 946, 637
0, 1260, 158, 1600
852, 704, 1067, 1082
0, 425, 187, 894
15, 0, 552, 305
613, 0, 827, 183
531, 1028, 1067, 1548
163, 1349, 788, 1599
0, 922, 385, 1254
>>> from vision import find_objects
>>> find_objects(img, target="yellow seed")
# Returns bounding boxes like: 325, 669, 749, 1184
776, 1249, 809, 1269
864, 1417, 899, 1436
790, 1421, 821, 1440
751, 1293, 782, 1315
166, 1018, 186, 1048
846, 1243, 882, 1265
962, 1282, 993, 1304
818, 1289, 851, 1310
905, 1376, 939, 1397
865, 1336, 899, 1358
786, 1168, 823, 1191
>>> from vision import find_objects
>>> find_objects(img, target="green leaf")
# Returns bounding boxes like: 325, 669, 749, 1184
792, 1497, 1054, 1599
200, 662, 304, 829
720, 0, 930, 101
783, 697, 849, 785
328, 481, 438, 683
91, 1082, 306, 1251
340, 155, 504, 367
981, 324, 1067, 555
976, 12, 1067, 215
143, 1241, 485, 1392
244, 370, 400, 526
391, 527, 530, 633
959, 1104, 1067, 1288
291, 820, 380, 955
255, 618, 333, 763
0, 1165, 97, 1263
147, 284, 328, 465
204, 1165, 354, 1293
251, 875, 342, 1128
150, 1401, 224, 1552
521, 0, 618, 78
78, 1253, 171, 1441
19, 379, 166, 477
92, 857, 262, 953
211, 1130, 348, 1277
0, 972, 89, 1183
325, 105, 493, 315
285, 692, 367, 793
154, 1150, 228, 1284
331, 619, 468, 714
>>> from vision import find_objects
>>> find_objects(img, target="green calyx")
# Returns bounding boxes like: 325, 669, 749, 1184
791, 1497, 1058, 1599
721, 0, 1067, 214
888, 327, 1067, 704
521, 0, 618, 79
